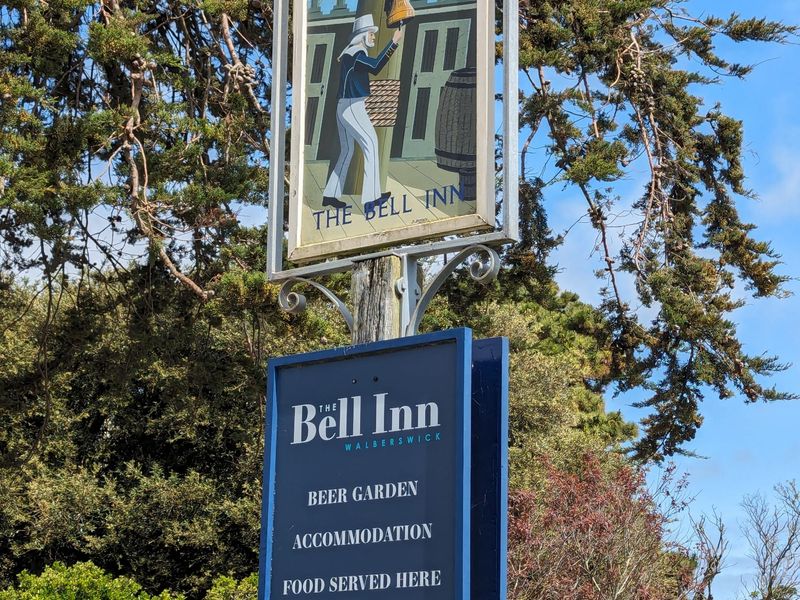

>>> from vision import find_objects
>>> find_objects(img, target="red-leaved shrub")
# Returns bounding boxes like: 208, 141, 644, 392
508, 454, 693, 600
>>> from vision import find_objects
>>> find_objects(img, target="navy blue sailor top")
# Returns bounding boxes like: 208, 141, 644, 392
337, 41, 399, 100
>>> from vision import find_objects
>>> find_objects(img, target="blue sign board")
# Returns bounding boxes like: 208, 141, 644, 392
258, 329, 507, 599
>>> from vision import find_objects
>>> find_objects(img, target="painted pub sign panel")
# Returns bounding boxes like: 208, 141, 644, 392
288, 0, 495, 262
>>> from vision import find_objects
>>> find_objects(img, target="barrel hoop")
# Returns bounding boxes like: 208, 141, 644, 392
435, 148, 477, 162
442, 81, 476, 90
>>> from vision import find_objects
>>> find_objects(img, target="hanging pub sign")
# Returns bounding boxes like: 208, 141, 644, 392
258, 330, 472, 599
286, 0, 495, 263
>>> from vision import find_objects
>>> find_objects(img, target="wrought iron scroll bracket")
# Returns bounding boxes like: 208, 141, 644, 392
401, 244, 501, 337
278, 277, 354, 334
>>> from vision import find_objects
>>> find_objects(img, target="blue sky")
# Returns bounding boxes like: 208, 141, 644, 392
543, 1, 800, 594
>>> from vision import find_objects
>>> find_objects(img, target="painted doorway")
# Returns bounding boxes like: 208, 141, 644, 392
402, 19, 471, 159
305, 32, 336, 159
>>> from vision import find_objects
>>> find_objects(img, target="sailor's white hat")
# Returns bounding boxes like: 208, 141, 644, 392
352, 14, 379, 35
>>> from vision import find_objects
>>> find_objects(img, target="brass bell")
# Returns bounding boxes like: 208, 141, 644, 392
385, 0, 415, 28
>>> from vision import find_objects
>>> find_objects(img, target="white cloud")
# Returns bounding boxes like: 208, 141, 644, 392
750, 142, 800, 221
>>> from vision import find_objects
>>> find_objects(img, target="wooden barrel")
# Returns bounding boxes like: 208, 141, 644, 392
435, 68, 477, 200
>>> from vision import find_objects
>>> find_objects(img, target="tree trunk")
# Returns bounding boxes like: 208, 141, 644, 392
351, 256, 402, 343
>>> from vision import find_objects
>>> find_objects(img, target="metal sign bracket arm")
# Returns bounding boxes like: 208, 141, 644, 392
274, 243, 501, 340
398, 244, 501, 337
278, 277, 354, 333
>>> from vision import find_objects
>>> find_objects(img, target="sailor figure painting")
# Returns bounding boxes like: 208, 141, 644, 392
290, 0, 495, 262
322, 15, 403, 214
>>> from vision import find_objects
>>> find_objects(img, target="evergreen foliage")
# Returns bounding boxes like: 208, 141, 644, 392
0, 259, 348, 595
514, 0, 797, 459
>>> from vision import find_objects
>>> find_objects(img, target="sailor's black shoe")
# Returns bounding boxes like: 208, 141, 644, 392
322, 196, 348, 209
364, 192, 392, 214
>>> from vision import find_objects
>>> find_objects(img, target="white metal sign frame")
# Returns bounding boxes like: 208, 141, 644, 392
267, 0, 519, 281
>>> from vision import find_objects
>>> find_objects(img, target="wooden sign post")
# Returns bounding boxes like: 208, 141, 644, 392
351, 256, 403, 343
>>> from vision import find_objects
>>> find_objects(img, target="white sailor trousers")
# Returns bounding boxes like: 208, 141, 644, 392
323, 97, 381, 205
